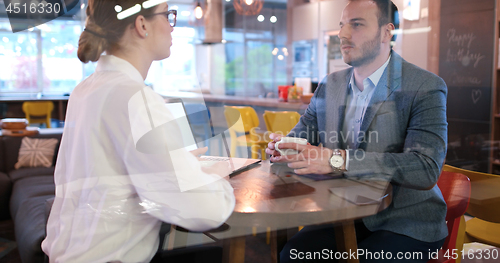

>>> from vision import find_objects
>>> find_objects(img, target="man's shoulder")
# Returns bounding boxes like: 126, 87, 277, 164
322, 67, 352, 88
327, 67, 352, 79
395, 53, 444, 84
403, 60, 440, 79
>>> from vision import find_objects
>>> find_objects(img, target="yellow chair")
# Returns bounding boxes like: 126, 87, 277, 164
224, 106, 270, 159
22, 101, 54, 128
443, 165, 500, 248
263, 110, 301, 136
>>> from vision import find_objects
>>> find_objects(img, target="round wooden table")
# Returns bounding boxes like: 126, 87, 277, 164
208, 161, 392, 263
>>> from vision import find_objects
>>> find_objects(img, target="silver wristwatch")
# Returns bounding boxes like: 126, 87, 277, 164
329, 149, 344, 170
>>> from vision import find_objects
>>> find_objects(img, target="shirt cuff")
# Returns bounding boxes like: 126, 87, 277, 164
345, 149, 350, 170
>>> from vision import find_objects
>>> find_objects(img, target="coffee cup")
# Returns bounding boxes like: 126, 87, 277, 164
275, 137, 308, 156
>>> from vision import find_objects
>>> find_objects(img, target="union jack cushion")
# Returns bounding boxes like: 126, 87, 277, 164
14, 137, 59, 169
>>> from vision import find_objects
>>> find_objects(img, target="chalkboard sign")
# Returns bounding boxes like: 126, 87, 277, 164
439, 0, 495, 172
439, 0, 495, 122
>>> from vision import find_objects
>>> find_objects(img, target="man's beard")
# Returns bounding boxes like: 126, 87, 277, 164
343, 28, 382, 67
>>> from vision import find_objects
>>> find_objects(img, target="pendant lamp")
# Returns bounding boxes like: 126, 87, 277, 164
233, 0, 263, 16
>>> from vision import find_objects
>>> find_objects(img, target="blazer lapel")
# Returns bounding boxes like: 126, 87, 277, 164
326, 68, 351, 149
358, 53, 403, 146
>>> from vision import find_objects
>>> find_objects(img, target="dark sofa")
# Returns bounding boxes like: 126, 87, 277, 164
0, 131, 222, 263
0, 132, 62, 263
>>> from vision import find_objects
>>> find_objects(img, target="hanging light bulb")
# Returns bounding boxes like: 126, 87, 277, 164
233, 0, 262, 15
195, 2, 203, 19
272, 48, 278, 56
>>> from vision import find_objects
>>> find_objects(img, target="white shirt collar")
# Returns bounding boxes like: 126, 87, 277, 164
368, 55, 391, 87
350, 55, 392, 92
95, 55, 144, 84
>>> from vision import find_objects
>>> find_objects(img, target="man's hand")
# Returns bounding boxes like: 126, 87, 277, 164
265, 133, 344, 175
265, 133, 284, 158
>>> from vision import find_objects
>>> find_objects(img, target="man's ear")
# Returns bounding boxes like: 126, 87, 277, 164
134, 15, 149, 38
382, 23, 395, 43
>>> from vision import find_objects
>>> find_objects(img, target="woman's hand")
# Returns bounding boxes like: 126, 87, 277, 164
190, 147, 208, 158
201, 161, 231, 180
190, 147, 231, 180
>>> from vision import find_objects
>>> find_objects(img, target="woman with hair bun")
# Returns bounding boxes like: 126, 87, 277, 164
41, 0, 235, 262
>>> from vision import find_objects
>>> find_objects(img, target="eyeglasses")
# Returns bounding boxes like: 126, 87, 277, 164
145, 10, 177, 27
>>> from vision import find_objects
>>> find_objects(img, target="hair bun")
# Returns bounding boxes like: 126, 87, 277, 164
77, 22, 109, 63
77, 0, 159, 63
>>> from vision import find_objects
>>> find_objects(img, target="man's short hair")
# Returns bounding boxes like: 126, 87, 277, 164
350, 0, 400, 40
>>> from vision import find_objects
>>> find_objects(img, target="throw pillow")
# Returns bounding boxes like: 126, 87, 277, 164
14, 137, 59, 169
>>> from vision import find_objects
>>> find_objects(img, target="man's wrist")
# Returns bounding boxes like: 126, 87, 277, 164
329, 149, 346, 171
339, 149, 347, 170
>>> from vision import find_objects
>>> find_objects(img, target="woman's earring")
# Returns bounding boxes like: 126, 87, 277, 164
145, 33, 148, 37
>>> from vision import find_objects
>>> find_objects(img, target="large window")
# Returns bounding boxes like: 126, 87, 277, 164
1, 1, 288, 97
0, 0, 85, 95
223, 4, 288, 97
146, 27, 197, 93
0, 2, 198, 96
0, 5, 85, 96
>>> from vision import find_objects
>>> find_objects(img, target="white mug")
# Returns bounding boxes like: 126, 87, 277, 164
275, 137, 308, 156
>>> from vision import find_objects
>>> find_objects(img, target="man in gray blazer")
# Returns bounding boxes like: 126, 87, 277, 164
266, 0, 448, 262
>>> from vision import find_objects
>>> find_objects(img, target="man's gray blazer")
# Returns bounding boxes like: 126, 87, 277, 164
290, 51, 448, 242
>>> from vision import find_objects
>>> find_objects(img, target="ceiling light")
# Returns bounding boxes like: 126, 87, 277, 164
195, 2, 203, 19
117, 4, 141, 20
233, 0, 262, 16
257, 15, 264, 22
272, 48, 278, 56
142, 0, 167, 9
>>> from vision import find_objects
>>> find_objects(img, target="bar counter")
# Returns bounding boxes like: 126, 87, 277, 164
0, 92, 309, 127
160, 91, 309, 112
160, 91, 310, 132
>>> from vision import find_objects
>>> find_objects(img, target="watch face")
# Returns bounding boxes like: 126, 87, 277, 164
330, 155, 343, 168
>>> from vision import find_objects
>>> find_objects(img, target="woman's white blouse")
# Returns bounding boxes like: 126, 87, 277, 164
41, 55, 235, 263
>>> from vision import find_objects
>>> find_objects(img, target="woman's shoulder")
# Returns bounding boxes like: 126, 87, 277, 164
95, 71, 145, 89
73, 71, 146, 96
